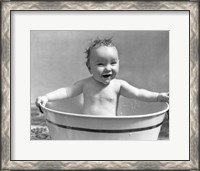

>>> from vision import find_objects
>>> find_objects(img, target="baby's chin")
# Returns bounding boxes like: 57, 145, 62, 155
98, 79, 111, 85
101, 76, 114, 85
92, 76, 113, 85
102, 80, 111, 85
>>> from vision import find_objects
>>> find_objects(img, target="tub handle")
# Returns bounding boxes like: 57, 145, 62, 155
38, 104, 44, 113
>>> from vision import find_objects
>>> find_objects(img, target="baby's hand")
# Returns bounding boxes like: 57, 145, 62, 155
157, 92, 169, 103
35, 96, 48, 108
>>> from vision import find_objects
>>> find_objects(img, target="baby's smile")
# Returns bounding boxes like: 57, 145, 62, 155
102, 73, 112, 78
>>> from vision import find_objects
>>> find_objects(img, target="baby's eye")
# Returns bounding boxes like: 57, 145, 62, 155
111, 61, 117, 65
97, 63, 104, 66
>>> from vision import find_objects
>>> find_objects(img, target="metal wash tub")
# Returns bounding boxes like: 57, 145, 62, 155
40, 96, 169, 140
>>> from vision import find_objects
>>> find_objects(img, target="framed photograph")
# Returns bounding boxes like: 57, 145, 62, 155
1, 0, 199, 170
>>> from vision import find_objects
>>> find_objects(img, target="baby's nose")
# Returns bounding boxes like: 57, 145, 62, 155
105, 65, 111, 71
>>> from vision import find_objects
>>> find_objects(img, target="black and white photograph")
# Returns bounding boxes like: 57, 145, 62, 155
31, 30, 169, 140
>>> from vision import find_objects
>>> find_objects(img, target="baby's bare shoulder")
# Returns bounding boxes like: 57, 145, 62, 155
113, 79, 135, 90
111, 79, 128, 90
113, 79, 128, 86
77, 77, 93, 86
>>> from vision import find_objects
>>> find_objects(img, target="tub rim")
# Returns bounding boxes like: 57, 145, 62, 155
39, 102, 169, 119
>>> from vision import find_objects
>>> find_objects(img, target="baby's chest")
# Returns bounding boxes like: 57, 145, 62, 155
97, 91, 117, 103
85, 87, 118, 103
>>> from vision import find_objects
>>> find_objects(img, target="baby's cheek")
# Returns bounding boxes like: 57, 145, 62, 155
97, 68, 104, 74
114, 69, 119, 76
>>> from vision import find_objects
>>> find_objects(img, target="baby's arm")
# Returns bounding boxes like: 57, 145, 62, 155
36, 80, 83, 107
120, 80, 169, 102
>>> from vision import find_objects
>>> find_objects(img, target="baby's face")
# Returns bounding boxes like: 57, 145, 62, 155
89, 46, 119, 85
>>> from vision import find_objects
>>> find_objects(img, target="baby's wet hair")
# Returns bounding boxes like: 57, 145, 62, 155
85, 37, 116, 71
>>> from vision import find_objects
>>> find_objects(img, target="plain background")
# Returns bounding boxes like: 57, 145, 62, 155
31, 31, 169, 104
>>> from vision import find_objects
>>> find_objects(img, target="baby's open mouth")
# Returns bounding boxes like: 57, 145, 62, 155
102, 73, 112, 78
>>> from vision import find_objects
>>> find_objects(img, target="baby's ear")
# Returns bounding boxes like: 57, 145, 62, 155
86, 62, 91, 73
87, 66, 91, 73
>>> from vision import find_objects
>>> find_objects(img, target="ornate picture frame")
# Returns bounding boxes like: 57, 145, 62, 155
1, 1, 199, 170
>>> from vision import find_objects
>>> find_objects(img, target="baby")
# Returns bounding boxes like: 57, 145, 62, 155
36, 38, 169, 116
